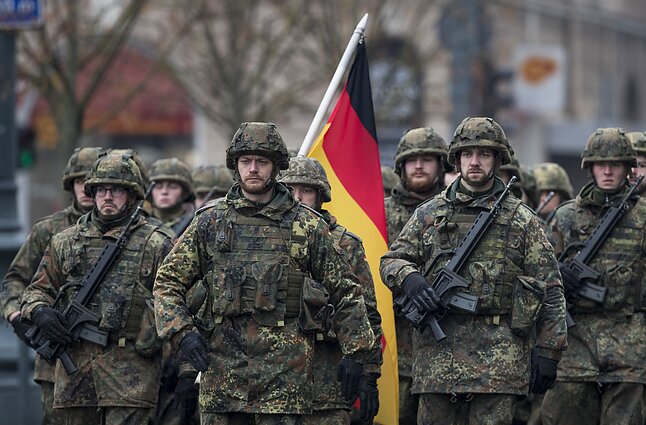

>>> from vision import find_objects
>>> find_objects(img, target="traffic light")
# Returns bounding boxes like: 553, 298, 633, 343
17, 127, 36, 168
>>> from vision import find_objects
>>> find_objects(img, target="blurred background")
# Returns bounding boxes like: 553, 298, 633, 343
1, 0, 646, 422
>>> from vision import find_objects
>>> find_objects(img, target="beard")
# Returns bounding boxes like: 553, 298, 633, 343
462, 168, 493, 188
405, 173, 437, 193
240, 177, 273, 195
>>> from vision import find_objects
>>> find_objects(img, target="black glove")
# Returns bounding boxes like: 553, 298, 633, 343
402, 272, 440, 313
32, 306, 73, 346
559, 263, 582, 297
179, 331, 210, 372
530, 351, 559, 394
10, 315, 35, 348
336, 358, 363, 403
358, 373, 379, 422
175, 376, 199, 422
160, 356, 180, 392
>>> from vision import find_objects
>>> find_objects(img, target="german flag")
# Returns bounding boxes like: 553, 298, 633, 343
307, 41, 398, 424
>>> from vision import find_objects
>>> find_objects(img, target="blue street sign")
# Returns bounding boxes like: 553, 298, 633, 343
0, 0, 41, 29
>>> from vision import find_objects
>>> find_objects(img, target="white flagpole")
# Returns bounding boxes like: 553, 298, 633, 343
298, 13, 369, 156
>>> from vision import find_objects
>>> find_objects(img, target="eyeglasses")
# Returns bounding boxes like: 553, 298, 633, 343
95, 186, 126, 197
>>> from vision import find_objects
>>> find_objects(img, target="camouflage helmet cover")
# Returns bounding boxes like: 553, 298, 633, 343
381, 165, 400, 194
627, 131, 646, 156
499, 157, 523, 182
532, 162, 574, 198
581, 127, 636, 169
448, 117, 513, 165
279, 156, 332, 203
226, 122, 289, 171
394, 127, 449, 175
62, 147, 105, 191
84, 152, 145, 199
192, 164, 234, 195
109, 148, 150, 189
149, 158, 196, 202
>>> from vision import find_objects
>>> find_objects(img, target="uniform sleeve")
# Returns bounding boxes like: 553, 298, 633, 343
153, 218, 202, 349
1, 223, 51, 319
20, 238, 66, 320
342, 237, 383, 374
307, 220, 375, 358
380, 209, 426, 293
522, 214, 568, 359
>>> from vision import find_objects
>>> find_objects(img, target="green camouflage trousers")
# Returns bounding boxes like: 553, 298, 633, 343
58, 406, 152, 425
418, 393, 515, 425
302, 409, 350, 425
400, 374, 419, 425
39, 381, 65, 425
542, 382, 644, 425
201, 412, 304, 425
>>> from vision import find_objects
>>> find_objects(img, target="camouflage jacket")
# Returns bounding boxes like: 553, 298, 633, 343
21, 210, 173, 408
384, 181, 444, 377
550, 182, 646, 383
381, 177, 567, 395
153, 183, 375, 414
312, 210, 383, 411
1, 202, 86, 383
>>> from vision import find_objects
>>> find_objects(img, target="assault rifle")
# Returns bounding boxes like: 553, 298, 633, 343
534, 191, 555, 216
26, 184, 154, 375
394, 176, 517, 342
559, 175, 643, 328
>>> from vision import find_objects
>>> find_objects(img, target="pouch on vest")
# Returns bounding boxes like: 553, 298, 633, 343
298, 277, 333, 335
135, 299, 163, 356
250, 262, 287, 326
509, 276, 545, 338
99, 290, 126, 330
211, 265, 245, 317
186, 279, 215, 335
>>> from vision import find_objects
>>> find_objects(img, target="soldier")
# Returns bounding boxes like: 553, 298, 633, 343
20, 153, 173, 424
383, 126, 448, 424
0, 147, 103, 425
148, 157, 196, 233
532, 163, 574, 222
628, 131, 646, 194
542, 128, 646, 425
279, 156, 382, 424
381, 165, 399, 197
153, 122, 376, 424
381, 117, 567, 425
192, 164, 234, 209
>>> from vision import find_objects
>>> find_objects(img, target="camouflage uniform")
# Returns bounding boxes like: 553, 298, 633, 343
193, 164, 234, 201
148, 157, 196, 233
383, 127, 448, 424
279, 156, 383, 424
20, 153, 173, 425
532, 163, 574, 223
543, 128, 646, 425
381, 117, 567, 425
381, 165, 399, 197
627, 131, 646, 195
0, 147, 103, 425
153, 122, 375, 423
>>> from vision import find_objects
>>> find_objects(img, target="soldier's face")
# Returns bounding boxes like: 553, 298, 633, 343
404, 154, 440, 193
591, 161, 629, 192
458, 147, 496, 189
630, 155, 646, 192
152, 180, 184, 209
73, 178, 94, 208
538, 191, 562, 216
237, 155, 274, 198
94, 185, 130, 218
291, 184, 319, 209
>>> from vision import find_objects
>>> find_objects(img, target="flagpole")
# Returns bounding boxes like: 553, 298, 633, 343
298, 13, 369, 156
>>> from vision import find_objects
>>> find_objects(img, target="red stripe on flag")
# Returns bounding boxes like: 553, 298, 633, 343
322, 90, 387, 240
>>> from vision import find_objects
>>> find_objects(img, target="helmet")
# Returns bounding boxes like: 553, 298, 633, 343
279, 156, 331, 203
448, 117, 513, 165
499, 157, 523, 182
532, 162, 574, 199
149, 158, 196, 202
84, 152, 145, 199
109, 148, 150, 189
381, 165, 400, 195
62, 147, 105, 191
192, 164, 234, 195
581, 127, 636, 169
627, 131, 646, 157
394, 127, 448, 176
226, 122, 289, 171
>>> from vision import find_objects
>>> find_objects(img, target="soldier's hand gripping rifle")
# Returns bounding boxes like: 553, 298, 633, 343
394, 177, 517, 342
26, 184, 154, 375
559, 175, 643, 328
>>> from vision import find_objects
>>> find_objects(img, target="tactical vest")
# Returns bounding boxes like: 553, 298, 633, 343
197, 203, 309, 327
565, 200, 646, 313
60, 223, 158, 341
422, 196, 525, 314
